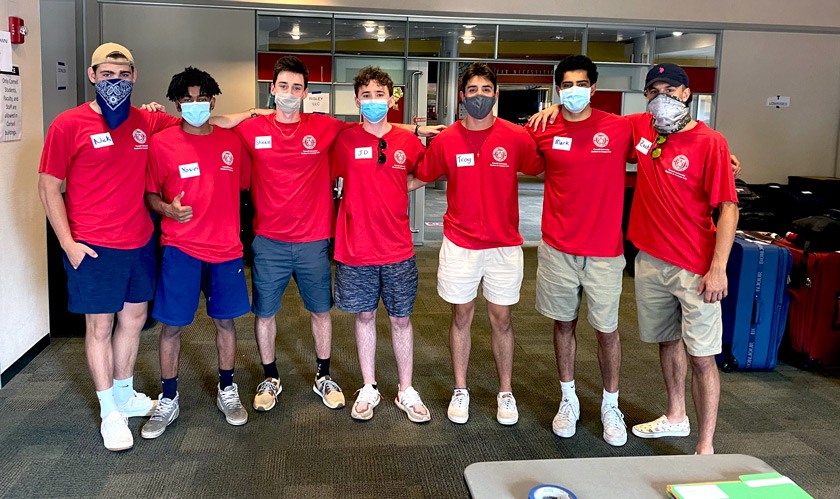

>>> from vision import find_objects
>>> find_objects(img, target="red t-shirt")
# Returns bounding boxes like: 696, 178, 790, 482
146, 126, 251, 263
39, 104, 181, 249
234, 113, 350, 243
415, 118, 545, 250
627, 113, 738, 275
330, 124, 425, 266
530, 109, 633, 257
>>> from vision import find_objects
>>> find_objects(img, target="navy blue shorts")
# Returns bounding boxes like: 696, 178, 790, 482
251, 236, 332, 317
152, 246, 251, 327
62, 235, 156, 315
334, 256, 418, 317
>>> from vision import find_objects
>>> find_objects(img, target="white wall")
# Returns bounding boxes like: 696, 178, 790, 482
100, 3, 256, 115
0, 0, 48, 383
716, 31, 840, 183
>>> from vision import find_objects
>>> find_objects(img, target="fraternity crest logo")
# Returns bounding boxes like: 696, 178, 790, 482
394, 150, 407, 165
672, 155, 690, 172
593, 133, 609, 148
492, 147, 508, 162
222, 151, 234, 166
132, 129, 147, 144
302, 135, 317, 150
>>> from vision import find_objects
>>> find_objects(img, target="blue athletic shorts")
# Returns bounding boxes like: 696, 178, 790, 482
251, 236, 332, 317
152, 246, 251, 327
62, 235, 156, 315
334, 256, 418, 317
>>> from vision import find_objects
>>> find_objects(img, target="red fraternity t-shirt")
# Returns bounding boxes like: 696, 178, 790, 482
530, 109, 633, 257
234, 113, 349, 243
39, 104, 181, 249
415, 118, 545, 250
330, 124, 425, 266
146, 126, 251, 263
627, 113, 739, 275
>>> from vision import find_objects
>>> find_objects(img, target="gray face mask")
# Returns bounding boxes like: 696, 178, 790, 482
647, 94, 690, 134
274, 92, 302, 113
463, 94, 495, 120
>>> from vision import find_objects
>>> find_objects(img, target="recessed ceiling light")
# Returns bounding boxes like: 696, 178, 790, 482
672, 31, 684, 36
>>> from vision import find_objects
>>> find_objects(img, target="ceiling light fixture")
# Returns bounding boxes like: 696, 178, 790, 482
363, 21, 376, 33
377, 26, 386, 42
290, 23, 301, 40
672, 31, 684, 36
462, 28, 475, 45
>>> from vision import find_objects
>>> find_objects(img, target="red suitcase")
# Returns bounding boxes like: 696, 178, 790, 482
776, 239, 840, 368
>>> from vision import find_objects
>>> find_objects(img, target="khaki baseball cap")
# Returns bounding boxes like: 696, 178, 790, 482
90, 42, 135, 67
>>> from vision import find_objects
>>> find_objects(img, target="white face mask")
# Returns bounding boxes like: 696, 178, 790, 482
274, 92, 301, 113
647, 94, 690, 134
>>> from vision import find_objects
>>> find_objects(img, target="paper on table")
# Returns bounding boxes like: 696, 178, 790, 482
671, 484, 729, 499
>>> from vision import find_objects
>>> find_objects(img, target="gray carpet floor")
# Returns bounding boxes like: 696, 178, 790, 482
2, 246, 840, 498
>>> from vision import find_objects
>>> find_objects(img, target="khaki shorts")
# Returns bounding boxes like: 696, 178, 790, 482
535, 241, 625, 332
437, 236, 523, 306
634, 251, 722, 357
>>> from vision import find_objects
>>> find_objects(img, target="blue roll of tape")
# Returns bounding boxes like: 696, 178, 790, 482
528, 484, 577, 499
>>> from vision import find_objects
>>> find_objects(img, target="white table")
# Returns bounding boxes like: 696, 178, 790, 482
464, 454, 775, 498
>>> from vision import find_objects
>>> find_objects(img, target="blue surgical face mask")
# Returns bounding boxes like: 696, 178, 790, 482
180, 101, 211, 128
359, 99, 389, 124
560, 86, 591, 114
95, 78, 133, 129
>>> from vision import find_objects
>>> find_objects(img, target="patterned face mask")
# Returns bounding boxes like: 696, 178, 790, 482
647, 94, 690, 134
95, 78, 133, 129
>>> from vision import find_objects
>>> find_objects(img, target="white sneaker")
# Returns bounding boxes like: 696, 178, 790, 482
101, 410, 133, 452
216, 383, 248, 426
601, 404, 627, 446
632, 415, 690, 438
447, 388, 470, 424
496, 392, 519, 425
552, 397, 580, 438
117, 391, 157, 418
350, 384, 381, 421
395, 386, 431, 423
141, 393, 180, 440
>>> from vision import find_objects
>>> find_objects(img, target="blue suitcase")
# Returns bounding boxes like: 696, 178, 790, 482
718, 234, 792, 371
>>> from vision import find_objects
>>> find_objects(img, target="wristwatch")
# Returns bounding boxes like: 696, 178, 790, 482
414, 123, 420, 136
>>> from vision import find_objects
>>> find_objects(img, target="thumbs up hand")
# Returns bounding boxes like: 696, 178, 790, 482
166, 191, 193, 223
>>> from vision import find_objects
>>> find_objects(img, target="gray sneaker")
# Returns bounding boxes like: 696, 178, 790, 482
217, 383, 248, 426
141, 393, 180, 439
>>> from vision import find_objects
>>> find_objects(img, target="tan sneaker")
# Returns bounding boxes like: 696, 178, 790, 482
350, 384, 381, 421
253, 378, 282, 412
447, 388, 470, 424
313, 375, 345, 409
632, 415, 690, 438
496, 392, 519, 426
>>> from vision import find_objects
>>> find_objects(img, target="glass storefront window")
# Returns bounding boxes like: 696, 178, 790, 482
257, 15, 331, 53
654, 30, 718, 67
408, 22, 495, 59
587, 27, 653, 64
334, 17, 407, 56
497, 25, 583, 60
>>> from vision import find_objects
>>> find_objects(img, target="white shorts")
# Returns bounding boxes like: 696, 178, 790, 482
634, 251, 722, 357
535, 241, 625, 332
437, 236, 523, 306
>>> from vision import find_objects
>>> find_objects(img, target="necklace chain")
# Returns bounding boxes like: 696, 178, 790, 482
465, 128, 491, 157
273, 117, 302, 138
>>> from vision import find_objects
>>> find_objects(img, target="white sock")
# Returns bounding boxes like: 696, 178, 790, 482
602, 389, 619, 410
113, 376, 134, 407
96, 387, 117, 418
560, 380, 577, 402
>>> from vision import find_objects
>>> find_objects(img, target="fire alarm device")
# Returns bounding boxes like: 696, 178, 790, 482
9, 17, 28, 44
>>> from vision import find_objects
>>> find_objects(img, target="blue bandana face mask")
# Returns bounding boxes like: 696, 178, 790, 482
560, 86, 591, 114
359, 99, 389, 124
180, 101, 211, 128
95, 78, 133, 129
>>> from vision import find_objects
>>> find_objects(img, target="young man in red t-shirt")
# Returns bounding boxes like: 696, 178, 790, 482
528, 55, 633, 447
141, 67, 252, 439
38, 43, 181, 451
232, 56, 443, 415
330, 67, 429, 423
626, 64, 738, 455
412, 63, 544, 426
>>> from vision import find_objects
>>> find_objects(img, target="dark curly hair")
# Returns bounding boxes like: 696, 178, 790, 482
165, 66, 222, 102
353, 66, 394, 96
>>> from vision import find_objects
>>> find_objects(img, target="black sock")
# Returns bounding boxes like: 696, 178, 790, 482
219, 369, 234, 390
316, 357, 330, 378
372, 383, 377, 390
161, 376, 178, 400
262, 361, 279, 380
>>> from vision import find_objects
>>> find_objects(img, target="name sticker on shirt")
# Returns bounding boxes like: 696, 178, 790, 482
90, 132, 114, 149
456, 153, 475, 167
635, 137, 653, 155
255, 136, 272, 149
355, 147, 373, 160
179, 162, 201, 179
552, 136, 572, 151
